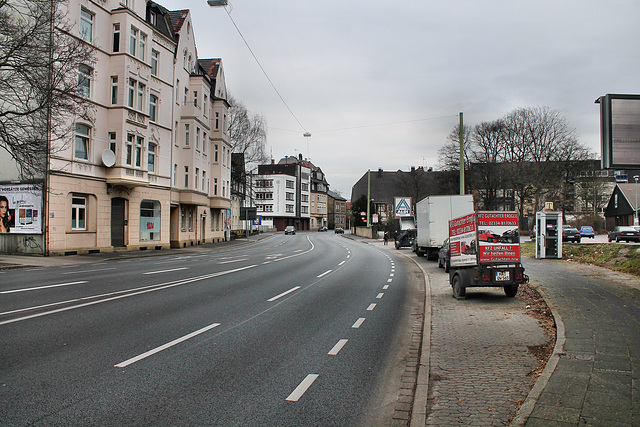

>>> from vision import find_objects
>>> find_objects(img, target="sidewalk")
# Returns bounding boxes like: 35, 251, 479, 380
517, 257, 640, 426
0, 232, 274, 269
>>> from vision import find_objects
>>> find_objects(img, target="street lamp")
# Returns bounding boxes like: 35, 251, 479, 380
634, 175, 639, 226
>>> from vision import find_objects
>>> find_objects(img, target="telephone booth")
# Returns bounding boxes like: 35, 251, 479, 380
535, 211, 562, 259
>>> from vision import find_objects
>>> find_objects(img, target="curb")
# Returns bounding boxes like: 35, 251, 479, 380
510, 283, 566, 426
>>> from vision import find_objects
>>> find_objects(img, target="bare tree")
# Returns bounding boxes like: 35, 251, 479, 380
227, 95, 268, 170
436, 123, 472, 171
0, 0, 95, 180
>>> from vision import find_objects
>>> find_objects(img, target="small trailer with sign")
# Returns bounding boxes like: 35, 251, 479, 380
448, 211, 528, 299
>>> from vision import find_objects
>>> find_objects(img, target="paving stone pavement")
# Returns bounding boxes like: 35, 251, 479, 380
424, 262, 547, 426
520, 257, 640, 427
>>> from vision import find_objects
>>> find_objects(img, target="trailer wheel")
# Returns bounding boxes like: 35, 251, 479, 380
452, 274, 466, 299
504, 285, 519, 297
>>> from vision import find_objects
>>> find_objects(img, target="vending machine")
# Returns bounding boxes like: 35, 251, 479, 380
535, 211, 562, 259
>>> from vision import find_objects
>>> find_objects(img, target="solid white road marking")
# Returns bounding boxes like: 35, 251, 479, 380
352, 318, 366, 328
328, 339, 348, 355
267, 286, 301, 302
286, 374, 319, 402
115, 323, 220, 368
143, 267, 188, 275
0, 281, 88, 294
367, 303, 377, 311
376, 293, 384, 299
317, 270, 332, 278
218, 258, 249, 264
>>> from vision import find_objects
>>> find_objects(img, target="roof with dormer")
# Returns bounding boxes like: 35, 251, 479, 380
168, 9, 189, 32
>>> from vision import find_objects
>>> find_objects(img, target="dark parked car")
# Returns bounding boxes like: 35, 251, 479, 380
437, 238, 451, 272
608, 226, 640, 242
284, 226, 296, 235
579, 226, 596, 238
500, 229, 520, 243
334, 227, 344, 234
394, 229, 416, 249
562, 227, 581, 243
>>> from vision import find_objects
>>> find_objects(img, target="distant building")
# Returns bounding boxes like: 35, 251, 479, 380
604, 183, 640, 229
327, 190, 347, 230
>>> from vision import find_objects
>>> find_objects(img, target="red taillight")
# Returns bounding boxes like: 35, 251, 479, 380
515, 270, 523, 281
483, 271, 491, 282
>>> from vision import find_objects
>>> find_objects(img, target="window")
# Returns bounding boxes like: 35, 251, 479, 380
140, 200, 160, 241
80, 9, 93, 42
130, 27, 146, 60
214, 144, 218, 162
203, 95, 208, 116
202, 132, 207, 153
176, 80, 179, 103
126, 133, 134, 165
112, 23, 120, 52
108, 132, 116, 154
180, 207, 185, 230
149, 11, 157, 26
184, 166, 189, 187
111, 76, 118, 104
187, 208, 193, 230
78, 65, 91, 98
137, 82, 145, 111
193, 91, 198, 107
135, 136, 143, 167
215, 112, 219, 130
75, 124, 90, 160
139, 32, 146, 61
265, 193, 273, 200
195, 168, 199, 189
151, 50, 158, 76
149, 94, 158, 122
128, 78, 135, 108
185, 124, 190, 146
286, 192, 294, 201
71, 196, 87, 230
286, 205, 294, 213
214, 178, 218, 195
184, 88, 188, 105
173, 164, 177, 186
286, 180, 294, 189
202, 171, 206, 192
195, 127, 200, 150
130, 27, 138, 56
148, 143, 156, 173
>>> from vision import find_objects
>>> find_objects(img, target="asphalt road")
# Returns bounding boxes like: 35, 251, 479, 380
0, 232, 421, 426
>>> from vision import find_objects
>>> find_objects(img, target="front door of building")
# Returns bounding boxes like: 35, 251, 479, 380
111, 197, 126, 247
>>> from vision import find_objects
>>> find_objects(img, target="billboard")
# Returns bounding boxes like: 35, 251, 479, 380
597, 94, 640, 168
0, 183, 43, 234
394, 197, 412, 217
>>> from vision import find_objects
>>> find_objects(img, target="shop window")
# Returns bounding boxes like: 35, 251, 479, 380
140, 200, 160, 241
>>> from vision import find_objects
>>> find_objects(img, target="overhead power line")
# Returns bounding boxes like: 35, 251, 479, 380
223, 7, 309, 134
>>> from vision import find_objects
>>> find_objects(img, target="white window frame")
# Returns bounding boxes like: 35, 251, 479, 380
149, 94, 158, 122
80, 9, 93, 43
148, 142, 156, 173
71, 196, 87, 230
111, 75, 118, 104
151, 50, 158, 76
78, 65, 92, 98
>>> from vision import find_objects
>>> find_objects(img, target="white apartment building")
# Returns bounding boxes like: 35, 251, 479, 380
254, 160, 311, 231
31, 0, 231, 254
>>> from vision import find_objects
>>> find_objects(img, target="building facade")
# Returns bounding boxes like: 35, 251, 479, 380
327, 190, 347, 230
254, 160, 311, 231
1, 1, 231, 255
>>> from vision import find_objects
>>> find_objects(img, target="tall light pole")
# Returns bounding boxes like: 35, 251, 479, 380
634, 175, 639, 226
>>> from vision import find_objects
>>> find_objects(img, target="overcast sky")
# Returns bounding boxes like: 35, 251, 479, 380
160, 0, 639, 197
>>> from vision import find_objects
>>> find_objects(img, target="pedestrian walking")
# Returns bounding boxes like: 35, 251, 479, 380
383, 231, 389, 245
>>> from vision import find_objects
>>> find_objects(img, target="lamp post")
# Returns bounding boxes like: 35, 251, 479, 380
634, 175, 639, 226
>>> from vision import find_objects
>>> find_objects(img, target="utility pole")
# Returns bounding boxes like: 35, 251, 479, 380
459, 112, 465, 195
367, 169, 371, 227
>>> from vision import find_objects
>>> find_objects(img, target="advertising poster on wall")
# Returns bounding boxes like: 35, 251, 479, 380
477, 212, 520, 263
0, 183, 43, 234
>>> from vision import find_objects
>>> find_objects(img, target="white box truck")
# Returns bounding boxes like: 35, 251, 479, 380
412, 194, 474, 260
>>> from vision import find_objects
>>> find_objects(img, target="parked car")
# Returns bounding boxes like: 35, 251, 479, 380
562, 227, 581, 243
579, 226, 596, 239
284, 226, 296, 235
318, 226, 327, 232
394, 229, 416, 249
608, 226, 640, 243
334, 227, 344, 234
437, 238, 451, 272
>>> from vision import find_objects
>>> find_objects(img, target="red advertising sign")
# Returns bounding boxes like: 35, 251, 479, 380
479, 244, 521, 263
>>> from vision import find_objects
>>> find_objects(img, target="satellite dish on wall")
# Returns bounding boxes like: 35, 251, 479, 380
102, 149, 116, 168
